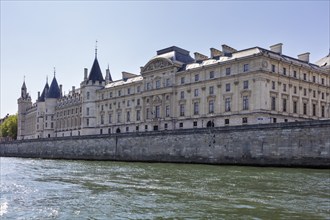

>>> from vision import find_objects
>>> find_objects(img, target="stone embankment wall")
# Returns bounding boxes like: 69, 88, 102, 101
1, 120, 330, 167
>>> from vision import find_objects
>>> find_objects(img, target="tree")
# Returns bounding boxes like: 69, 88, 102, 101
0, 114, 18, 140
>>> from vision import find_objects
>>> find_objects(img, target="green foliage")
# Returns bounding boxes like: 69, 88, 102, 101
0, 114, 18, 139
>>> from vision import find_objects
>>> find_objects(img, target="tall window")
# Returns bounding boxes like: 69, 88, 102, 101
272, 65, 275, 72
272, 81, 276, 90
209, 86, 214, 95
226, 83, 230, 92
271, 97, 276, 111
312, 104, 316, 116
293, 101, 297, 114
101, 115, 104, 124
166, 78, 170, 87
117, 112, 121, 123
86, 107, 89, 116
146, 82, 151, 90
321, 78, 325, 85
137, 99, 140, 105
86, 118, 89, 126
195, 74, 199, 82
303, 73, 307, 81
156, 80, 161, 89
282, 99, 287, 112
321, 106, 325, 117
155, 106, 160, 118
226, 67, 231, 75
209, 71, 215, 79
283, 67, 286, 75
180, 91, 185, 99
209, 100, 214, 113
243, 80, 249, 89
118, 90, 121, 96
181, 77, 185, 84
136, 110, 140, 121
313, 90, 316, 98
293, 70, 297, 78
194, 102, 199, 115
283, 84, 287, 92
180, 104, 185, 116
194, 89, 199, 97
243, 96, 249, 110
146, 108, 150, 119
304, 88, 307, 96
303, 103, 307, 115
225, 98, 231, 112
293, 86, 297, 94
243, 64, 249, 72
165, 105, 170, 117
127, 88, 131, 94
109, 114, 112, 123
137, 86, 141, 93
127, 111, 130, 122
86, 92, 90, 100
127, 100, 130, 107
313, 76, 316, 83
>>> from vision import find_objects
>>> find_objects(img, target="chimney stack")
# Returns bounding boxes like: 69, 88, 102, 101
84, 68, 88, 80
270, 43, 283, 54
210, 48, 223, 58
60, 84, 63, 97
222, 44, 237, 56
72, 86, 75, 94
38, 91, 40, 99
194, 52, 208, 62
298, 52, 310, 63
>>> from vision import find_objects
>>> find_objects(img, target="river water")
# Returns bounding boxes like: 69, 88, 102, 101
0, 157, 329, 219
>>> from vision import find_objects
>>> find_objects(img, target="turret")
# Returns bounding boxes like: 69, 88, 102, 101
17, 78, 32, 140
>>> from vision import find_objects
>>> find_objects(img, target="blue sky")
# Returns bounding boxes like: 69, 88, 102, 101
1, 1, 329, 118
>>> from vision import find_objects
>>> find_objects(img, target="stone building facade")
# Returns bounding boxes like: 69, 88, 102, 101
17, 43, 330, 140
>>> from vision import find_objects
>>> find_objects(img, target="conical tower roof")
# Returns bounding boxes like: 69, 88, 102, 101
88, 57, 104, 82
38, 82, 49, 102
47, 76, 61, 99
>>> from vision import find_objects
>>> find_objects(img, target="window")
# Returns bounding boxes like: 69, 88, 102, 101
180, 104, 185, 116
180, 91, 185, 99
194, 102, 199, 115
304, 88, 307, 96
165, 105, 170, 117
117, 112, 121, 123
127, 88, 131, 95
146, 82, 151, 90
283, 67, 286, 75
272, 81, 276, 90
303, 73, 307, 81
86, 118, 89, 126
194, 89, 199, 97
136, 126, 139, 131
303, 103, 307, 115
179, 122, 183, 128
166, 95, 169, 100
195, 74, 199, 82
273, 118, 277, 123
209, 71, 214, 79
126, 127, 129, 132
293, 70, 297, 78
243, 96, 249, 110
86, 107, 89, 116
209, 100, 214, 113
225, 98, 231, 112
321, 78, 325, 85
146, 108, 150, 119
156, 80, 161, 89
118, 102, 121, 108
242, 117, 248, 124
136, 110, 140, 121
127, 111, 130, 122
109, 114, 112, 123
181, 77, 185, 84
101, 115, 104, 124
118, 90, 121, 96
166, 78, 170, 87
271, 97, 276, 111
312, 90, 316, 98
272, 65, 275, 72
51, 122, 53, 129
226, 83, 230, 92
313, 76, 316, 83
127, 100, 130, 107
282, 99, 287, 112
312, 104, 316, 116
321, 106, 325, 117
145, 125, 148, 130
86, 92, 90, 100
283, 84, 287, 92
322, 92, 325, 100
225, 119, 229, 125
109, 92, 112, 98
193, 121, 197, 127
226, 67, 231, 75
137, 86, 141, 93
294, 86, 297, 94
155, 106, 160, 118
209, 86, 214, 95
137, 99, 140, 105
243, 64, 249, 72
293, 101, 297, 114
164, 123, 168, 129
243, 80, 249, 89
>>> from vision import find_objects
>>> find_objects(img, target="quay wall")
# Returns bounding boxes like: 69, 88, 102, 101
1, 120, 330, 167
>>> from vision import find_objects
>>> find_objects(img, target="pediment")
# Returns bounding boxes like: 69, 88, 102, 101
142, 58, 173, 73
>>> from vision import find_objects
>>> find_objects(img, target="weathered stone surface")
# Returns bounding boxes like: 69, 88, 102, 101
1, 120, 330, 167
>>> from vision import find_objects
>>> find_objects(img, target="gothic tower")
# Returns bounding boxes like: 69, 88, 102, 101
17, 79, 32, 140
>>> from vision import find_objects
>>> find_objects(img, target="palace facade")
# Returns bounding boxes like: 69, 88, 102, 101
17, 43, 330, 140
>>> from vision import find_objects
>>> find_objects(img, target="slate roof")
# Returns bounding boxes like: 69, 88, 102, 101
38, 82, 49, 102
88, 57, 104, 82
47, 76, 61, 99
155, 46, 194, 64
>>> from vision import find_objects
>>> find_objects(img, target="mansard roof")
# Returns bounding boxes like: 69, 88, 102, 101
47, 76, 61, 99
88, 57, 104, 82
38, 82, 49, 102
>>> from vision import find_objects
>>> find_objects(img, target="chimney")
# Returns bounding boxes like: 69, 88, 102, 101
38, 91, 40, 99
84, 68, 88, 80
270, 43, 283, 54
298, 52, 310, 63
60, 84, 63, 97
210, 48, 223, 58
194, 52, 208, 62
72, 86, 75, 94
222, 44, 237, 56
